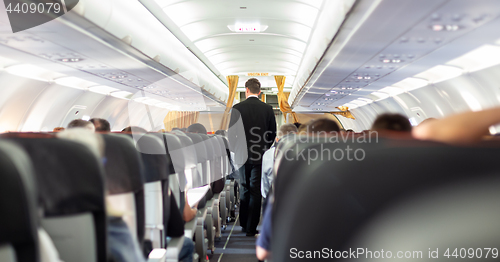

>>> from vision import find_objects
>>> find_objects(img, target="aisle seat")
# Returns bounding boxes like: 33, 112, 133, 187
272, 139, 500, 262
3, 136, 107, 262
0, 141, 39, 262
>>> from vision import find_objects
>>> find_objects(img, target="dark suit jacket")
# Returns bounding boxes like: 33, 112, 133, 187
228, 97, 277, 164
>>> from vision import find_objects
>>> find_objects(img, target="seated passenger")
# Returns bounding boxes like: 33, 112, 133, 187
306, 118, 340, 135
56, 129, 145, 262
215, 129, 227, 136
67, 119, 95, 132
90, 118, 111, 132
261, 124, 297, 212
121, 126, 148, 133
52, 127, 65, 132
186, 123, 207, 134
176, 194, 197, 262
413, 107, 500, 144
124, 123, 194, 261
256, 196, 273, 261
371, 113, 412, 132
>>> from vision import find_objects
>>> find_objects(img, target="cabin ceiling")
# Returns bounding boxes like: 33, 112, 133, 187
151, 0, 348, 90
290, 0, 500, 112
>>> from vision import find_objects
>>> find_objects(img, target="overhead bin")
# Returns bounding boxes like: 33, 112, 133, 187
73, 0, 229, 104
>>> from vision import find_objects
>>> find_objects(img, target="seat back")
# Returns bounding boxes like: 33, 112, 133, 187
185, 133, 209, 187
273, 140, 500, 262
206, 134, 225, 194
171, 131, 199, 189
161, 133, 185, 208
0, 141, 39, 262
134, 133, 171, 248
101, 134, 145, 247
3, 136, 107, 262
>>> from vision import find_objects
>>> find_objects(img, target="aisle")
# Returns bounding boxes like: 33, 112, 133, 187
209, 213, 259, 262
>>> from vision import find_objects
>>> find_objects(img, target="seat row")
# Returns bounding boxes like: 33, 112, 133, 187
270, 134, 500, 261
0, 130, 237, 262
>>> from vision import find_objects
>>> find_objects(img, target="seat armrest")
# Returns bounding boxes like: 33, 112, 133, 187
184, 219, 197, 239
165, 237, 185, 262
148, 248, 167, 262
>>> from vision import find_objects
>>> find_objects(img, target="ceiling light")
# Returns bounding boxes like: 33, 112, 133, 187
432, 24, 444, 31
5, 64, 62, 82
88, 85, 119, 95
370, 91, 390, 101
54, 76, 96, 90
58, 58, 83, 62
447, 44, 500, 72
392, 77, 429, 91
414, 65, 462, 83
111, 91, 133, 100
227, 24, 268, 33
142, 99, 163, 105
378, 86, 405, 96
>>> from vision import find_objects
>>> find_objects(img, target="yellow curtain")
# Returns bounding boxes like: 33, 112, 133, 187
275, 75, 299, 123
163, 111, 200, 131
330, 106, 355, 120
220, 75, 239, 130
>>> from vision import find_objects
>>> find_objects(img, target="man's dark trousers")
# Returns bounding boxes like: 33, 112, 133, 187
239, 163, 262, 233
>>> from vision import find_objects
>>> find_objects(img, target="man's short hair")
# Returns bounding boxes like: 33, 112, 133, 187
89, 118, 111, 132
245, 78, 261, 94
68, 119, 94, 129
277, 124, 298, 138
187, 123, 207, 134
121, 126, 148, 133
371, 113, 412, 132
53, 127, 65, 132
307, 118, 340, 134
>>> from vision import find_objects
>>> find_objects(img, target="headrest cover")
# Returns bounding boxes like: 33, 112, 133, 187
102, 134, 145, 194
4, 137, 106, 217
135, 134, 170, 182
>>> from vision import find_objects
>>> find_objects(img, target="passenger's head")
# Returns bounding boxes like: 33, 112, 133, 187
171, 127, 180, 132
89, 118, 111, 132
298, 121, 311, 135
293, 122, 302, 130
56, 129, 104, 158
53, 127, 65, 132
277, 124, 298, 140
245, 78, 261, 97
371, 113, 412, 132
187, 123, 207, 134
180, 128, 187, 133
67, 119, 95, 132
121, 126, 148, 134
306, 118, 340, 136
215, 130, 227, 137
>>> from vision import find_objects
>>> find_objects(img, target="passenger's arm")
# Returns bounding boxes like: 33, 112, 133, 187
182, 195, 198, 222
413, 107, 500, 143
256, 246, 269, 261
